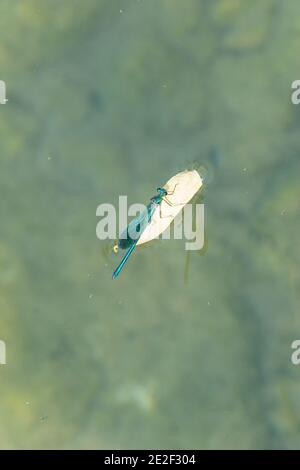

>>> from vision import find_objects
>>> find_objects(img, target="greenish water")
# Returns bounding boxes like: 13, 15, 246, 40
0, 0, 300, 449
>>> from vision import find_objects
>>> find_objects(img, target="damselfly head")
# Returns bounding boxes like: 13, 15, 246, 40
157, 187, 167, 196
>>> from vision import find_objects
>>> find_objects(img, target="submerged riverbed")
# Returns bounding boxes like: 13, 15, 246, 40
0, 0, 300, 449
